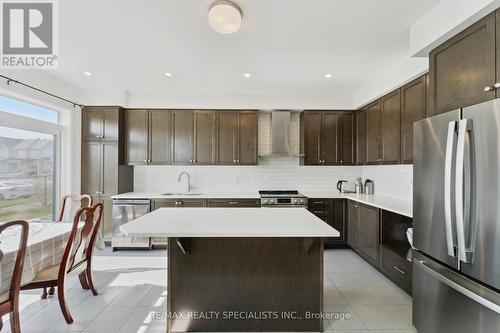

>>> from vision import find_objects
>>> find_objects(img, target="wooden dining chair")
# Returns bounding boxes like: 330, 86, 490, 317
58, 194, 93, 223
0, 220, 29, 333
21, 203, 103, 324
41, 194, 94, 298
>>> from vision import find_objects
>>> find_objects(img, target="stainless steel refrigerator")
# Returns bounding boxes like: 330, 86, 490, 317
413, 99, 500, 332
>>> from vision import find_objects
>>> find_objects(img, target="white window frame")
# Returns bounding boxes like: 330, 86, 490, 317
0, 109, 65, 219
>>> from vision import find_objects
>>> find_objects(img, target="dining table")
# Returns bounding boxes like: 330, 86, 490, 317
0, 221, 76, 293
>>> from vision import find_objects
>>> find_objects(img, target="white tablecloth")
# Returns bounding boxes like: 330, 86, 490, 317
0, 222, 75, 293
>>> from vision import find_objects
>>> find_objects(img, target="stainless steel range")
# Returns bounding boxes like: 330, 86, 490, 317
259, 190, 308, 208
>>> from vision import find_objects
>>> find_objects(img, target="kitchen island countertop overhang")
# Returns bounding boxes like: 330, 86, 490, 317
120, 207, 340, 238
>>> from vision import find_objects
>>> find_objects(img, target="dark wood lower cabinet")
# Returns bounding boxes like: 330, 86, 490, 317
308, 198, 346, 247
347, 200, 413, 295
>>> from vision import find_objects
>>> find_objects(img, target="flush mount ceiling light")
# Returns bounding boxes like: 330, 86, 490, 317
325, 73, 333, 79
244, 73, 251, 78
208, 0, 242, 34
164, 72, 173, 77
83, 71, 92, 76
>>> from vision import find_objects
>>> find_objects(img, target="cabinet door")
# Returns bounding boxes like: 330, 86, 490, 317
125, 109, 149, 165
81, 141, 101, 196
347, 201, 358, 249
101, 142, 119, 196
381, 90, 401, 164
358, 204, 379, 266
331, 199, 346, 243
356, 109, 367, 165
366, 100, 381, 164
217, 112, 238, 165
238, 111, 258, 165
194, 111, 216, 164
82, 107, 103, 142
171, 111, 194, 164
401, 76, 426, 163
428, 13, 496, 116
340, 113, 355, 165
102, 107, 120, 142
303, 112, 322, 165
322, 112, 339, 165
149, 110, 171, 164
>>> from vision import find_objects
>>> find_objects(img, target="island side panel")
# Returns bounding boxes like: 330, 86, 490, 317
167, 237, 324, 332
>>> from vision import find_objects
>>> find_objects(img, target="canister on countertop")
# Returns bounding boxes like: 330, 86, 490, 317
355, 177, 364, 193
364, 179, 374, 194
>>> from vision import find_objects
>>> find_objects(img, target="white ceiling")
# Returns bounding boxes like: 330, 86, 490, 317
49, 0, 441, 107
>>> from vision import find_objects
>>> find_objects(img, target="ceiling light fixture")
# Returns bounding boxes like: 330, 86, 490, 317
244, 73, 251, 78
164, 72, 173, 77
83, 71, 92, 76
325, 73, 333, 79
208, 0, 242, 34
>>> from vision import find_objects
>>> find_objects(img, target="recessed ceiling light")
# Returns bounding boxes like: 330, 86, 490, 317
164, 72, 173, 77
244, 73, 251, 78
208, 0, 242, 34
83, 71, 92, 76
325, 73, 333, 79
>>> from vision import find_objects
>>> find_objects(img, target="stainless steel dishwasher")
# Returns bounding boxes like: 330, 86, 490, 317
112, 199, 151, 251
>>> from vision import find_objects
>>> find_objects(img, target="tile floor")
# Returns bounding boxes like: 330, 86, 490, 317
1, 248, 417, 333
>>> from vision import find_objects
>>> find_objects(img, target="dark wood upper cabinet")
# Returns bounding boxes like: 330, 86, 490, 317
194, 111, 216, 164
171, 110, 195, 164
428, 12, 496, 116
149, 110, 171, 165
217, 111, 239, 165
365, 100, 382, 164
302, 111, 322, 165
322, 112, 340, 165
82, 106, 121, 142
238, 111, 258, 165
356, 109, 367, 165
340, 112, 355, 165
401, 76, 426, 163
381, 90, 401, 164
125, 110, 170, 165
125, 109, 149, 165
302, 111, 355, 166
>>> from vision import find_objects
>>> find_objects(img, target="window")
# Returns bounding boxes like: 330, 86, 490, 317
0, 94, 63, 222
0, 96, 58, 123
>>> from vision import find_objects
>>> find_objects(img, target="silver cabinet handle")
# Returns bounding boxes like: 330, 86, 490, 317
495, 83, 500, 89
228, 201, 239, 205
484, 86, 494, 92
236, 159, 240, 163
415, 260, 500, 314
393, 265, 406, 275
444, 121, 457, 257
455, 118, 472, 263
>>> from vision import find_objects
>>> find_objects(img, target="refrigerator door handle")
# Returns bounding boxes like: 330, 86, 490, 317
455, 119, 473, 263
444, 121, 457, 257
415, 259, 500, 314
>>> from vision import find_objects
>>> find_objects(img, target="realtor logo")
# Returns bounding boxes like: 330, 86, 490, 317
1, 0, 57, 68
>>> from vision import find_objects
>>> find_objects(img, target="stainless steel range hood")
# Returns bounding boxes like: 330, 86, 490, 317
269, 111, 291, 156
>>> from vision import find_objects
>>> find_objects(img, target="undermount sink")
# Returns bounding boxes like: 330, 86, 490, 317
160, 192, 203, 196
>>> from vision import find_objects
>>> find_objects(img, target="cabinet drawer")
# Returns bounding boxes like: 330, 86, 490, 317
380, 246, 412, 293
153, 199, 206, 209
207, 199, 260, 207
308, 199, 329, 209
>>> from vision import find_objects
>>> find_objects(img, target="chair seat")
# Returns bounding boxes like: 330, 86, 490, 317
31, 264, 60, 283
0, 291, 9, 304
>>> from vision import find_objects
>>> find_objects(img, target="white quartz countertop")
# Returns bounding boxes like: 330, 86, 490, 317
112, 191, 412, 218
302, 191, 412, 218
111, 192, 260, 199
120, 207, 340, 238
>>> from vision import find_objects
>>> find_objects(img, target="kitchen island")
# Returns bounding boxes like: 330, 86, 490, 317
121, 207, 339, 332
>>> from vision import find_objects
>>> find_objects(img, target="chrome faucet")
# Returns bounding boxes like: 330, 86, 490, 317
177, 171, 191, 193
